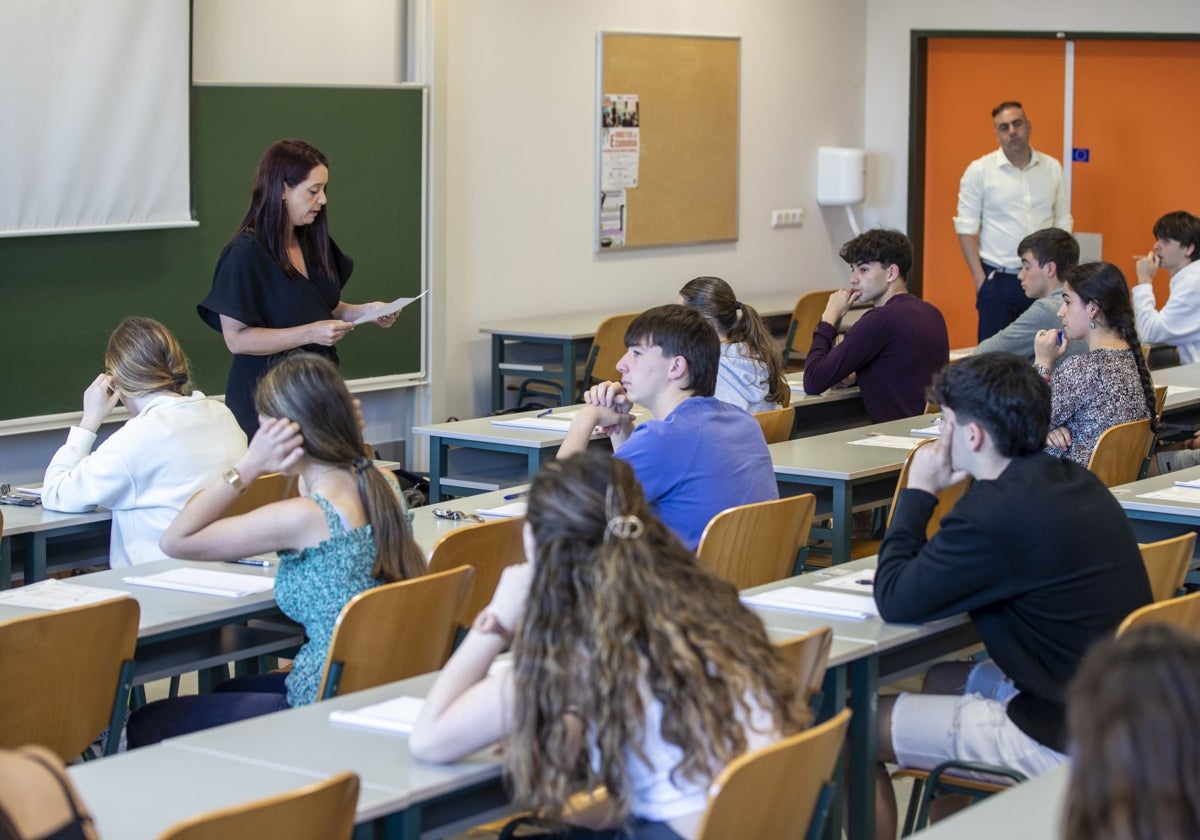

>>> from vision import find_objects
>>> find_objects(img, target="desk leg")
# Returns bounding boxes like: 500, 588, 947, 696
0, 537, 10, 590
491, 334, 505, 413
819, 664, 848, 840
28, 533, 49, 584
562, 339, 577, 404
428, 436, 449, 504
847, 655, 879, 840
832, 481, 852, 566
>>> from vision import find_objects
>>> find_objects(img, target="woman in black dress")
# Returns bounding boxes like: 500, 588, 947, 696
198, 139, 398, 438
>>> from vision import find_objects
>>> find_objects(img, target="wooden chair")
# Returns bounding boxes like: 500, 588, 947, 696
776, 626, 833, 708
318, 565, 475, 700
753, 406, 796, 444
0, 598, 138, 760
1086, 418, 1155, 487
427, 516, 526, 629
219, 472, 299, 518
1139, 533, 1195, 602
893, 761, 1027, 836
694, 708, 851, 840
1117, 589, 1200, 638
157, 771, 359, 840
781, 290, 837, 372
578, 312, 639, 398
697, 494, 817, 589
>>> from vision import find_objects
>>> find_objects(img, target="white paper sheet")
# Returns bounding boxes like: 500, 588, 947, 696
846, 435, 923, 450
742, 585, 879, 620
329, 695, 424, 735
123, 568, 274, 598
1140, 487, 1200, 503
352, 290, 429, 325
816, 568, 875, 593
0, 579, 128, 611
476, 502, 528, 519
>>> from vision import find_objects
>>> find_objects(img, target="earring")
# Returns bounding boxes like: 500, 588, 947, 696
1089, 319, 1096, 329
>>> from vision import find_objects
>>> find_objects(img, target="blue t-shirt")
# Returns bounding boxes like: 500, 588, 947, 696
616, 397, 778, 550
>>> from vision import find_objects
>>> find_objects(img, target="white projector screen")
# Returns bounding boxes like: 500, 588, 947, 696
0, 0, 193, 237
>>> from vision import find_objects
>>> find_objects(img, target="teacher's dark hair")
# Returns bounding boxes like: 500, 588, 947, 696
224, 139, 336, 282
927, 353, 1050, 457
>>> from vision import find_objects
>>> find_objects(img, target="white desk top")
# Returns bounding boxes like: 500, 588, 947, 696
410, 486, 528, 556
0, 503, 111, 537
1155, 363, 1200, 413
910, 761, 1069, 838
1113, 463, 1200, 520
770, 413, 937, 482
412, 407, 598, 448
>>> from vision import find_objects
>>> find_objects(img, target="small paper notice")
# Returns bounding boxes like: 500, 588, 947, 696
352, 290, 429, 325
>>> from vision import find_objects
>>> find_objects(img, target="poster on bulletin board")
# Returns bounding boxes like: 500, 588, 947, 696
595, 32, 740, 251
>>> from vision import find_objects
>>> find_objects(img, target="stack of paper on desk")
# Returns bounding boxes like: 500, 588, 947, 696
1174, 477, 1200, 489
476, 502, 528, 518
491, 415, 576, 433
329, 696, 424, 734
0, 579, 128, 611
123, 568, 274, 598
742, 586, 880, 620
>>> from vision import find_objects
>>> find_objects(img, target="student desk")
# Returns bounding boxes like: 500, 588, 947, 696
481, 293, 800, 412
1156, 362, 1200, 426
0, 504, 111, 589
744, 558, 978, 840
1113, 463, 1200, 546
910, 761, 1069, 838
409, 486, 528, 551
770, 413, 937, 566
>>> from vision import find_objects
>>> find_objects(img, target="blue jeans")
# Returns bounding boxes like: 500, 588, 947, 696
126, 672, 291, 749
976, 264, 1034, 342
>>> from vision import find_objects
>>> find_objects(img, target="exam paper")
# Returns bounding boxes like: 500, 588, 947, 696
0, 579, 128, 611
846, 435, 923, 450
329, 696, 424, 734
475, 502, 528, 519
352, 290, 429, 325
742, 585, 880, 620
1140, 486, 1200, 504
124, 568, 274, 598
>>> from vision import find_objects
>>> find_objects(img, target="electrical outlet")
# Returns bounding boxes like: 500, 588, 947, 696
771, 208, 804, 228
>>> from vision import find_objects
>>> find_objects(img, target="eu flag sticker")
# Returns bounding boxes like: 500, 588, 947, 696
1072, 148, 1090, 162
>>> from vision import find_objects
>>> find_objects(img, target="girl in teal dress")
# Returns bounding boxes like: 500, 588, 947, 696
127, 353, 424, 747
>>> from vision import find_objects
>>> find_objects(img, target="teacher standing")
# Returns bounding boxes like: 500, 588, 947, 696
198, 139, 398, 438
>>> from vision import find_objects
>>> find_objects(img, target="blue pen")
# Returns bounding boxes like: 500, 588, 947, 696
1056, 330, 1063, 346
537, 408, 553, 417
226, 558, 272, 568
503, 491, 527, 501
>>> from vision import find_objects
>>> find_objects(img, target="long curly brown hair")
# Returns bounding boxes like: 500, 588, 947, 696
507, 452, 809, 822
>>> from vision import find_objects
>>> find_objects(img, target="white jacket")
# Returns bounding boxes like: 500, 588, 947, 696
41, 392, 247, 567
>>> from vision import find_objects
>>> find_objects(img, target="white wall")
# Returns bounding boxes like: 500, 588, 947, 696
863, 0, 1200, 233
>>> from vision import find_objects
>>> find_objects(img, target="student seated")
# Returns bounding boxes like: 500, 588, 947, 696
1133, 209, 1200, 365
126, 353, 423, 748
871, 353, 1152, 840
677, 276, 787, 413
558, 304, 778, 550
40, 316, 247, 567
1033, 262, 1157, 466
803, 229, 949, 422
410, 452, 809, 840
1064, 624, 1200, 840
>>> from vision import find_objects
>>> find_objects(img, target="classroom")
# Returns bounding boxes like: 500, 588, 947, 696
3, 1, 1200, 838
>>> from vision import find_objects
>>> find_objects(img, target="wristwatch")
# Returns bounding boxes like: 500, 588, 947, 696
472, 611, 514, 645
1032, 363, 1051, 379
222, 466, 247, 495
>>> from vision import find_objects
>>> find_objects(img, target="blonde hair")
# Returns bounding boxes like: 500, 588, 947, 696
508, 452, 809, 823
105, 316, 192, 397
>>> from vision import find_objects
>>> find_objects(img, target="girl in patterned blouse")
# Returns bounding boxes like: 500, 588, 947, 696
1033, 262, 1156, 466
127, 352, 424, 748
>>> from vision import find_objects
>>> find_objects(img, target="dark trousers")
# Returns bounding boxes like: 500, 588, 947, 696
976, 264, 1034, 342
126, 671, 291, 749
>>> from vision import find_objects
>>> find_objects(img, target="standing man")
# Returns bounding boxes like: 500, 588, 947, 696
954, 101, 1073, 342
803, 229, 949, 422
973, 227, 1084, 362
1133, 210, 1200, 365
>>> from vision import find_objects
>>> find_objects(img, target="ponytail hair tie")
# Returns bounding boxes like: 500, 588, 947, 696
352, 455, 371, 474
734, 300, 744, 310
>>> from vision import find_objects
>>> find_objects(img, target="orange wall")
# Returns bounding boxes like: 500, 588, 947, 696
922, 38, 1065, 348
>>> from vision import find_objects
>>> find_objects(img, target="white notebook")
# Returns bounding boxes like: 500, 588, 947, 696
329, 695, 424, 734
742, 585, 879, 620
123, 568, 274, 598
476, 502, 528, 519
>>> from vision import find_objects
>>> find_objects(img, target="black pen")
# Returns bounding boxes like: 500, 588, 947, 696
226, 558, 272, 568
503, 491, 527, 501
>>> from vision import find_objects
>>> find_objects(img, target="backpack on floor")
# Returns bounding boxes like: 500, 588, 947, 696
0, 746, 100, 840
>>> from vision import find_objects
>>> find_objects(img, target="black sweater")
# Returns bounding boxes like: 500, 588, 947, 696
875, 453, 1152, 752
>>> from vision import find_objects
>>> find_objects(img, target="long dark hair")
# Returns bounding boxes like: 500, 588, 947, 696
223, 139, 336, 281
507, 452, 808, 824
254, 353, 422, 583
1064, 261, 1157, 431
679, 276, 788, 406
1065, 624, 1200, 839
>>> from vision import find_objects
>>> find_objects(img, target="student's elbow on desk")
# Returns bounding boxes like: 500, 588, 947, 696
408, 726, 466, 764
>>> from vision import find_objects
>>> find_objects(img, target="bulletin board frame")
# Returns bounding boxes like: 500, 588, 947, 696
595, 32, 740, 252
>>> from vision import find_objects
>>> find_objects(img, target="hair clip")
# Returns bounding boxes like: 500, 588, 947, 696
604, 514, 644, 541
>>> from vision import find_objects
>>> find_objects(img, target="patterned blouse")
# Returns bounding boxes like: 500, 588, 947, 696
1046, 348, 1151, 466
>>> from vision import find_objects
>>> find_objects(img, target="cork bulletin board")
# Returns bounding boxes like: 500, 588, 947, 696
596, 33, 740, 251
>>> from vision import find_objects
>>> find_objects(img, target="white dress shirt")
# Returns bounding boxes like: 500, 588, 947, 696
1133, 260, 1200, 365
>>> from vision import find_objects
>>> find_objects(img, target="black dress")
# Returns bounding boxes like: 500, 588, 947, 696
198, 233, 354, 438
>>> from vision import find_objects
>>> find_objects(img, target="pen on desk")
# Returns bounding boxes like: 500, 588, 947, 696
855, 579, 874, 586
503, 491, 527, 501
226, 558, 272, 568
537, 408, 553, 417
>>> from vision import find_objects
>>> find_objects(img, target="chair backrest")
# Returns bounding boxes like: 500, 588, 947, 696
775, 626, 833, 705
318, 565, 475, 699
753, 407, 796, 445
782, 290, 838, 367
157, 771, 359, 840
697, 494, 817, 590
580, 312, 639, 394
694, 708, 851, 840
218, 472, 299, 518
1139, 533, 1195, 602
1153, 384, 1168, 425
427, 516, 526, 627
0, 598, 139, 760
885, 438, 972, 536
1117, 589, 1200, 638
1086, 418, 1155, 488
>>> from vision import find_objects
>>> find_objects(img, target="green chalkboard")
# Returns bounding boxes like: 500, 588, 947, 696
0, 85, 426, 423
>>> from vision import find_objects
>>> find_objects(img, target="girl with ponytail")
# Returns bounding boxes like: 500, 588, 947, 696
411, 451, 807, 839
128, 352, 422, 747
